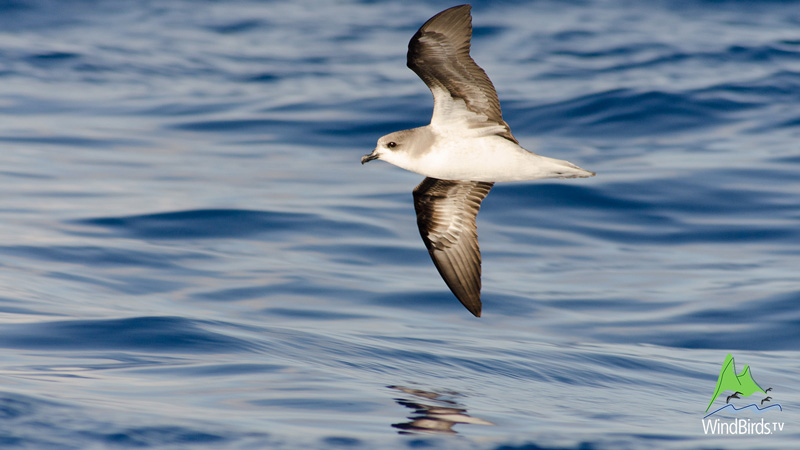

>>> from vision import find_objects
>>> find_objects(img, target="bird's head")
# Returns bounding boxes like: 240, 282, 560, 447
361, 129, 414, 165
361, 128, 435, 174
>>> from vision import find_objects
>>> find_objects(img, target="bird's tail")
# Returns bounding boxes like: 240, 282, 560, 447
537, 155, 596, 179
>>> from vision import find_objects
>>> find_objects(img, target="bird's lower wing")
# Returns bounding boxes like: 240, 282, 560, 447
413, 177, 493, 317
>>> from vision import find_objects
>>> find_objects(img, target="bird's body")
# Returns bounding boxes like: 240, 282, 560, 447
361, 5, 593, 316
377, 127, 590, 182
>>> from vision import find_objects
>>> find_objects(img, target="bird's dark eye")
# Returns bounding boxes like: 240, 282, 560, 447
387, 141, 397, 148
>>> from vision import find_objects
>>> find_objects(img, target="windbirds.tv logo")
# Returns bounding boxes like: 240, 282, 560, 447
702, 353, 784, 435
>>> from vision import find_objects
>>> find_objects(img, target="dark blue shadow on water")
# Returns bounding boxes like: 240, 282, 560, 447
0, 245, 210, 269
84, 426, 228, 448
506, 88, 755, 137
486, 176, 800, 246
0, 391, 265, 448
0, 316, 255, 353
70, 208, 389, 241
580, 290, 800, 351
366, 290, 538, 318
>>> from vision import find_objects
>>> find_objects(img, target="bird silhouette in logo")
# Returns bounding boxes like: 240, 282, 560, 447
726, 391, 743, 403
761, 396, 772, 405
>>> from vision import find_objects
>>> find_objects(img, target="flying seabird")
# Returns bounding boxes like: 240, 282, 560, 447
361, 5, 594, 316
761, 396, 772, 405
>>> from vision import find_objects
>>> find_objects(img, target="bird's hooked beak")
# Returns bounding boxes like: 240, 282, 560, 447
361, 151, 379, 165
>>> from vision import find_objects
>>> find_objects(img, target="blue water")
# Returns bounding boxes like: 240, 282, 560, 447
1, 0, 799, 448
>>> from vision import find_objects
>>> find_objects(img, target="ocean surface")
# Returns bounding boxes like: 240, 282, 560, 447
1, 0, 799, 448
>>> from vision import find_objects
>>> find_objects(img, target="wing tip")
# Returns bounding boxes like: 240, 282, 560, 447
418, 4, 472, 34
471, 306, 482, 318
459, 295, 482, 318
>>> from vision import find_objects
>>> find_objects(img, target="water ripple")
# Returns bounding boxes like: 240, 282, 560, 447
71, 208, 388, 240
510, 88, 754, 137
2, 0, 800, 448
0, 316, 256, 353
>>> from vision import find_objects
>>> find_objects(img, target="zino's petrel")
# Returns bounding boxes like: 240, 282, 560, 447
361, 4, 594, 317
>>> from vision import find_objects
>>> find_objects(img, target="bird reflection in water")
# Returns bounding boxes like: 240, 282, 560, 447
389, 385, 494, 434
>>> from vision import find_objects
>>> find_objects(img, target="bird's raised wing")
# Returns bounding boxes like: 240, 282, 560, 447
407, 4, 517, 143
413, 177, 494, 317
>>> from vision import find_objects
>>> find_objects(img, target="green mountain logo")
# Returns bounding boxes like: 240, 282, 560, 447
706, 353, 775, 413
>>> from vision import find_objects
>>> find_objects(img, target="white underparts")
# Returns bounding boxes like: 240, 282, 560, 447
377, 129, 594, 182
